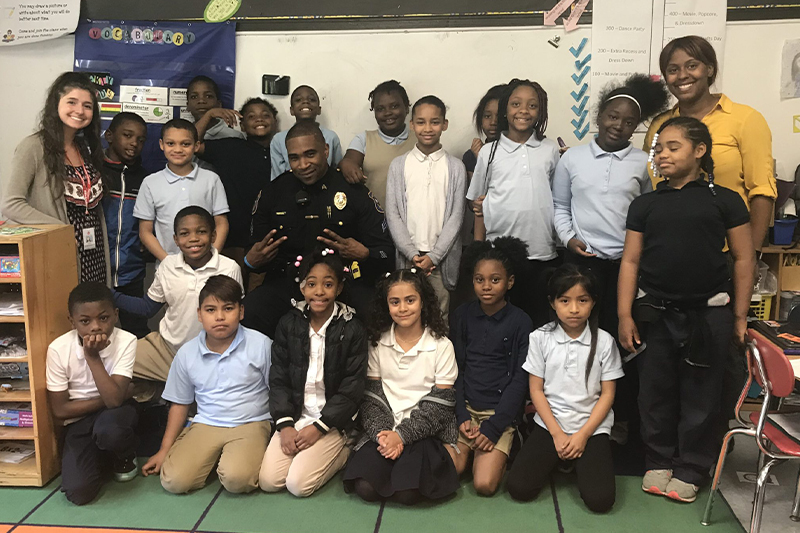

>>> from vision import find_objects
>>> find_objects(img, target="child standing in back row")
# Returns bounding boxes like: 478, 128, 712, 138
339, 80, 417, 208
134, 119, 230, 260
450, 237, 532, 496
618, 117, 754, 503
507, 264, 623, 513
385, 95, 466, 320
467, 79, 560, 328
270, 85, 342, 179
102, 112, 150, 339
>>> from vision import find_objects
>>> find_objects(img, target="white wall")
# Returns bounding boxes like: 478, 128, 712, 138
1, 21, 799, 188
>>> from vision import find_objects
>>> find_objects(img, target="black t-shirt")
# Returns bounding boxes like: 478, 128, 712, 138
462, 149, 478, 174
201, 138, 271, 248
626, 179, 750, 302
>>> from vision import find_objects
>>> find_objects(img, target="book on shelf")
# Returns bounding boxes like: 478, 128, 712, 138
0, 403, 32, 427
0, 442, 35, 464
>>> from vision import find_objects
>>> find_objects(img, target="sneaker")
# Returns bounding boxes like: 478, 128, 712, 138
642, 469, 672, 495
113, 456, 138, 482
665, 477, 698, 503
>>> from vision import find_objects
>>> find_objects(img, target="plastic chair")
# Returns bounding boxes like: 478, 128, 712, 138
702, 329, 800, 532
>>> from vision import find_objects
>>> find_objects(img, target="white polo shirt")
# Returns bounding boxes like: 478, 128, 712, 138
467, 133, 560, 260
148, 248, 243, 351
523, 323, 624, 436
368, 326, 458, 428
46, 328, 137, 423
295, 308, 336, 430
405, 145, 449, 253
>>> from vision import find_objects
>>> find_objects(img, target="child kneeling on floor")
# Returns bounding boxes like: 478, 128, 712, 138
142, 275, 272, 494
343, 269, 460, 504
259, 248, 368, 497
506, 264, 623, 513
46, 282, 139, 505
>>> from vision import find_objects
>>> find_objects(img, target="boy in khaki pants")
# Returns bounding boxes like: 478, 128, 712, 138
141, 275, 272, 494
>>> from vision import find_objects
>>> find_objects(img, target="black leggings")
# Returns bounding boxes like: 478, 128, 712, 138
506, 424, 615, 513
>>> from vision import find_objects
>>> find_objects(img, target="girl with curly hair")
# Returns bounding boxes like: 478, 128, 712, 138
344, 268, 459, 504
0, 71, 109, 283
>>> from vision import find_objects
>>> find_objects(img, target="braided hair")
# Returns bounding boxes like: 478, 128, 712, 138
650, 116, 717, 195
486, 79, 549, 168
368, 80, 410, 110
473, 84, 506, 138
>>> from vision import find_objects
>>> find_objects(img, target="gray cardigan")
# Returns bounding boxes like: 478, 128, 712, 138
0, 133, 112, 283
385, 150, 466, 291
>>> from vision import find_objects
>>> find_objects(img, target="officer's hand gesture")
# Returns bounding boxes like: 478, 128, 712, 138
318, 229, 369, 261
245, 229, 287, 268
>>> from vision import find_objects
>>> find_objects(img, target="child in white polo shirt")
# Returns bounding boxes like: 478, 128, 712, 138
385, 95, 466, 320
114, 206, 242, 385
46, 282, 139, 505
142, 275, 272, 494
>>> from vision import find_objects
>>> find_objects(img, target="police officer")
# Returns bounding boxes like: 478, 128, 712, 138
242, 121, 394, 338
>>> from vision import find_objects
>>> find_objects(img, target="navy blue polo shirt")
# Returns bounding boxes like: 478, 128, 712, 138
201, 138, 271, 248
450, 300, 533, 441
626, 178, 750, 302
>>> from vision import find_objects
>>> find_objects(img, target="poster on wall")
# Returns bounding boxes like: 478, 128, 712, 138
781, 39, 800, 100
0, 0, 79, 46
662, 0, 727, 89
73, 21, 236, 172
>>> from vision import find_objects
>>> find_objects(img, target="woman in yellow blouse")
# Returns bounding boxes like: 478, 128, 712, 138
643, 35, 776, 252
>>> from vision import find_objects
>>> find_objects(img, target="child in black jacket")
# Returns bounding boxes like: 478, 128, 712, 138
259, 248, 367, 498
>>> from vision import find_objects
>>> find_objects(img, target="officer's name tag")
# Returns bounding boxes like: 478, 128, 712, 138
82, 228, 96, 250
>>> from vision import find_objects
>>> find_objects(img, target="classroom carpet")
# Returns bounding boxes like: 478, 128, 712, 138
0, 468, 745, 533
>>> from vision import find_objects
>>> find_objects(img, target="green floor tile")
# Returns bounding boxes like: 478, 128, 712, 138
553, 475, 744, 532
0, 477, 61, 523
24, 471, 220, 531
197, 475, 380, 533
378, 479, 559, 533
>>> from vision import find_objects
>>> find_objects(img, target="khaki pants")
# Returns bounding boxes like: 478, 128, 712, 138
161, 420, 271, 494
427, 268, 451, 321
259, 428, 349, 497
134, 332, 176, 382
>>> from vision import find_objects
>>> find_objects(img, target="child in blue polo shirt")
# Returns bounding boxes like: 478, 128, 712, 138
134, 118, 230, 261
141, 275, 272, 494
270, 85, 342, 179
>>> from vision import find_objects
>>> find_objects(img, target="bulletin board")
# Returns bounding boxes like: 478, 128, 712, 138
73, 20, 236, 172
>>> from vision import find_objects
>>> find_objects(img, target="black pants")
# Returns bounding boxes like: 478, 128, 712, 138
116, 279, 150, 339
506, 424, 615, 513
61, 402, 139, 505
242, 275, 375, 339
638, 306, 732, 485
509, 258, 560, 329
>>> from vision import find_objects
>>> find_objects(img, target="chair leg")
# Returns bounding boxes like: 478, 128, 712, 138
791, 465, 800, 522
750, 458, 780, 533
703, 431, 741, 526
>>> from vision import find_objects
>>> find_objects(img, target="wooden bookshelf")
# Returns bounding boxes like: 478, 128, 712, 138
0, 225, 77, 486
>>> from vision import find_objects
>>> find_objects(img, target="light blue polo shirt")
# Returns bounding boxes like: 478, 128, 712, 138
133, 163, 229, 256
466, 133, 560, 261
162, 325, 272, 428
552, 139, 652, 260
270, 126, 342, 180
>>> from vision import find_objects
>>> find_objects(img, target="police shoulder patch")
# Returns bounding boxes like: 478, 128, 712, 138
368, 191, 384, 214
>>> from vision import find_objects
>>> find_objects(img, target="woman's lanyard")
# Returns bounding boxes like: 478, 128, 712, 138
65, 146, 92, 214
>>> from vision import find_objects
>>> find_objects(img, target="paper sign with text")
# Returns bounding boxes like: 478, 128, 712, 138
0, 0, 79, 46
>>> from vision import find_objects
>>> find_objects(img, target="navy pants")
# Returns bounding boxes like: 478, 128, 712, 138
61, 402, 138, 505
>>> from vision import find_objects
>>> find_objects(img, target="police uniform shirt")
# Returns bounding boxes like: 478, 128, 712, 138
250, 165, 394, 280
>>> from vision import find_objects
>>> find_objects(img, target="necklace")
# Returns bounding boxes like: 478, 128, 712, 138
395, 330, 424, 346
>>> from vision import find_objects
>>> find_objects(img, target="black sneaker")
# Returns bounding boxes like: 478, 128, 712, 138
113, 455, 138, 482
